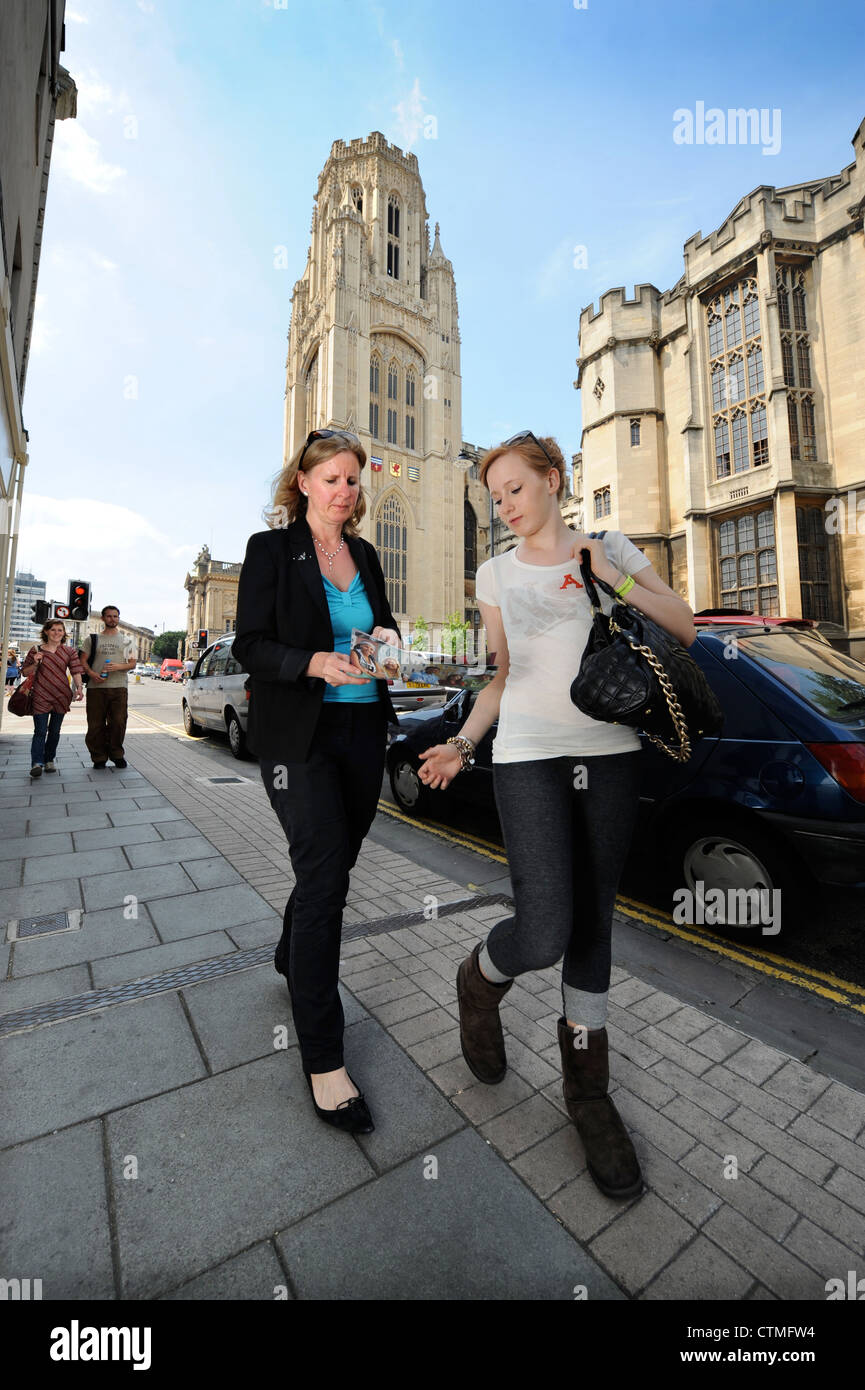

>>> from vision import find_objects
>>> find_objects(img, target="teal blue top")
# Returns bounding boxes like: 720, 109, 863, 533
321, 572, 381, 703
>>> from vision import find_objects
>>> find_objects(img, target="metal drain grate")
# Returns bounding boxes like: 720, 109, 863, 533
195, 774, 252, 785
8, 909, 82, 942
0, 893, 514, 1035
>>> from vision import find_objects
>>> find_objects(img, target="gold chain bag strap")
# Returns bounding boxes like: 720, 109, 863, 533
569, 537, 723, 763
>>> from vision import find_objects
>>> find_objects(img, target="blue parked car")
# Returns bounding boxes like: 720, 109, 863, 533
385, 619, 865, 932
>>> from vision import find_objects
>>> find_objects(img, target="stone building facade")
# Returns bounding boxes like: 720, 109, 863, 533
78, 614, 154, 663
284, 132, 484, 645
0, 2, 76, 724
184, 545, 241, 654
577, 115, 865, 657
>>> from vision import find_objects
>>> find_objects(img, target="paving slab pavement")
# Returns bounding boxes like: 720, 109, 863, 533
2, 715, 865, 1301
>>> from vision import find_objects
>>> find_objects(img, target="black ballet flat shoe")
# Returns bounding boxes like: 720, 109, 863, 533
303, 1071, 374, 1134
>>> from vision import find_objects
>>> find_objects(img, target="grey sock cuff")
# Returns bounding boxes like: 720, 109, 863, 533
562, 986, 608, 1031
478, 942, 513, 985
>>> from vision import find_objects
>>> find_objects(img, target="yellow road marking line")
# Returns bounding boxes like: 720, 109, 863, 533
377, 800, 865, 1012
128, 708, 191, 738
377, 798, 509, 864
616, 891, 865, 1000
617, 896, 865, 1013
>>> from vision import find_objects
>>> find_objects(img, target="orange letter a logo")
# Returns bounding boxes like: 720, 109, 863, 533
560, 573, 584, 590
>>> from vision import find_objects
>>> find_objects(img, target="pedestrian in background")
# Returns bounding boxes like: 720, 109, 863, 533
79, 605, 136, 769
5, 650, 20, 693
21, 620, 84, 777
418, 430, 697, 1200
234, 428, 400, 1135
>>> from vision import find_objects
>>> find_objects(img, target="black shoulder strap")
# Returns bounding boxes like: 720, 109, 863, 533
89, 633, 98, 662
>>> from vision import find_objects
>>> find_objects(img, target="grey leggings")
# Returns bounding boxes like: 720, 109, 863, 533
479, 750, 643, 1029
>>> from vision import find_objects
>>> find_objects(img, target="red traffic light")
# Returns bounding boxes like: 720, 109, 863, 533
67, 579, 91, 620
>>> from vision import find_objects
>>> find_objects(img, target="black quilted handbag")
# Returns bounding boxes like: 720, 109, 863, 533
569, 535, 723, 762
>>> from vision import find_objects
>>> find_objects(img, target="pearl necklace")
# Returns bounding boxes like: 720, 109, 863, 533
312, 532, 345, 573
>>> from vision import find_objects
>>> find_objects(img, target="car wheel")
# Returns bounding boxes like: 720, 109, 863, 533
665, 813, 808, 935
182, 701, 204, 737
389, 755, 429, 815
226, 710, 248, 759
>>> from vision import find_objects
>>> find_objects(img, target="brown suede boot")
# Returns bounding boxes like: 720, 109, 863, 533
557, 1019, 644, 1199
456, 943, 513, 1084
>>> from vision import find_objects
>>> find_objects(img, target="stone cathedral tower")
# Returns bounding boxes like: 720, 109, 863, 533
284, 132, 465, 633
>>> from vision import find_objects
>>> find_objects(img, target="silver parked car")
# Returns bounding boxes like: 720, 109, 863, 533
182, 634, 249, 758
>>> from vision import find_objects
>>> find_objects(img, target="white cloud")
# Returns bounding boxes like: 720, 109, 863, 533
90, 252, 119, 272
391, 39, 404, 68
65, 8, 90, 21
137, 0, 156, 12
52, 122, 126, 194
18, 495, 198, 630
75, 72, 121, 118
29, 294, 62, 358
392, 78, 427, 149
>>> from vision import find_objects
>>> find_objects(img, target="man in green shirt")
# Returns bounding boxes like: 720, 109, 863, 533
80, 606, 136, 768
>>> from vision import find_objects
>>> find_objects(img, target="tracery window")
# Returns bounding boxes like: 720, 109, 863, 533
376, 495, 407, 614
465, 499, 477, 579
304, 350, 318, 436
369, 352, 381, 439
593, 486, 611, 519
717, 508, 778, 615
777, 266, 816, 461
797, 503, 835, 621
706, 277, 767, 478
387, 194, 400, 280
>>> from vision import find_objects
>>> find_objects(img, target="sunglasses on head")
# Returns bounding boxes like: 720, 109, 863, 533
502, 430, 556, 469
297, 428, 361, 471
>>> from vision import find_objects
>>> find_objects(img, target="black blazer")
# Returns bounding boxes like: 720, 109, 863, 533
232, 515, 400, 762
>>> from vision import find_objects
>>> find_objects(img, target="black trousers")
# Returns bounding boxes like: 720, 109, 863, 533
260, 701, 388, 1073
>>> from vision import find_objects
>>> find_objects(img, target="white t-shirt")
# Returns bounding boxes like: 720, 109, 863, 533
475, 531, 653, 762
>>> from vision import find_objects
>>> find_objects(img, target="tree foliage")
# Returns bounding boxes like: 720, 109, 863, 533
152, 631, 186, 659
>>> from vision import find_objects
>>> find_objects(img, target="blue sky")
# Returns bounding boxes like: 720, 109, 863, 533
20, 0, 865, 631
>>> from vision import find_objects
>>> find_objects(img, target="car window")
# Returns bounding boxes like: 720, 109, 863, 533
196, 646, 216, 678
741, 633, 865, 726
209, 643, 231, 677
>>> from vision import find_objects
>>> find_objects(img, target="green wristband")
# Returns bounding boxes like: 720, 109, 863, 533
614, 573, 635, 598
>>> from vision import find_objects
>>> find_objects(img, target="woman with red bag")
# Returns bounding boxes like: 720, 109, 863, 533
20, 620, 84, 778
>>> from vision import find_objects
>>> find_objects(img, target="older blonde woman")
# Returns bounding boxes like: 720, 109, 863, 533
234, 429, 400, 1133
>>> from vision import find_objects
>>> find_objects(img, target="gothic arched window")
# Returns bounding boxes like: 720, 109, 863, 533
777, 266, 815, 461
464, 499, 477, 579
369, 352, 381, 439
706, 277, 767, 477
351, 185, 363, 215
304, 350, 318, 436
376, 495, 407, 614
387, 194, 401, 280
